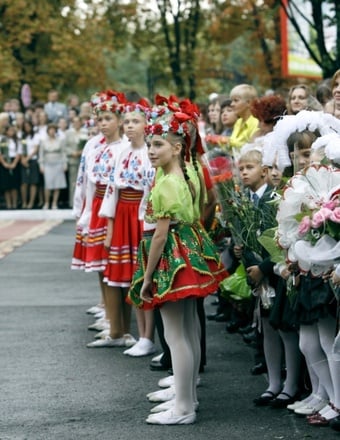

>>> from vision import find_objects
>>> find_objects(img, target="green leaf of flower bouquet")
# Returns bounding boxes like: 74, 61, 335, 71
295, 211, 311, 222
326, 221, 340, 240
257, 227, 285, 263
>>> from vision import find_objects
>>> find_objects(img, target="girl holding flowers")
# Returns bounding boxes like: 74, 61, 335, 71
275, 114, 340, 425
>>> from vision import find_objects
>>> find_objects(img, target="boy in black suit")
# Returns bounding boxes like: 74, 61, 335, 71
234, 149, 288, 406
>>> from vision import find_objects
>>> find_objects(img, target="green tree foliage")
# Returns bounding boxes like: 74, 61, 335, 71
133, 0, 202, 100
0, 0, 119, 102
1, 0, 339, 105
206, 0, 283, 91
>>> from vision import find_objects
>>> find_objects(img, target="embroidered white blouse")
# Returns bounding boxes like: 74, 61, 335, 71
75, 136, 129, 233
99, 143, 155, 220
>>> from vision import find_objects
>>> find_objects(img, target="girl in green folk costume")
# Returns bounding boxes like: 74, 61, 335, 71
128, 96, 228, 425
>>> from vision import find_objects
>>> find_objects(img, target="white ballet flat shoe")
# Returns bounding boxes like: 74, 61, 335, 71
287, 393, 322, 411
150, 399, 199, 413
86, 336, 125, 348
146, 408, 196, 425
123, 338, 156, 357
157, 375, 201, 388
123, 333, 137, 347
94, 310, 105, 319
86, 304, 104, 315
147, 386, 176, 402
158, 375, 175, 388
294, 399, 328, 416
287, 400, 307, 411
88, 319, 109, 331
150, 399, 176, 413
94, 329, 110, 339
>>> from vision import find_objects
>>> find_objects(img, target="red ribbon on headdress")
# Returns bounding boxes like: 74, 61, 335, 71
154, 94, 180, 112
105, 90, 127, 104
137, 97, 151, 108
179, 98, 200, 120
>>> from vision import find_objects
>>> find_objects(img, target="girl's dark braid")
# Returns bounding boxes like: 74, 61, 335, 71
180, 141, 196, 202
191, 142, 205, 216
191, 148, 199, 173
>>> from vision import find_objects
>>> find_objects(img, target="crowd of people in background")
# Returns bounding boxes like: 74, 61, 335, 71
197, 72, 340, 432
0, 90, 97, 210
0, 78, 339, 211
1, 72, 340, 429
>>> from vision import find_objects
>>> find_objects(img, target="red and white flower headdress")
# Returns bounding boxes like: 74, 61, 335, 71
145, 94, 204, 158
90, 90, 127, 115
124, 98, 151, 118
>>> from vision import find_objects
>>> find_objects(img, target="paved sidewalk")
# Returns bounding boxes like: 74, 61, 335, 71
0, 219, 62, 259
0, 221, 338, 439
0, 208, 74, 221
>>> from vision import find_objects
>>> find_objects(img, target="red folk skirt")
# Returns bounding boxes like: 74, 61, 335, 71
71, 184, 108, 272
103, 188, 143, 287
127, 222, 229, 310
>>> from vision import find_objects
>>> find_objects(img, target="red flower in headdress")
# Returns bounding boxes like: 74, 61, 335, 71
155, 94, 168, 106
153, 124, 163, 135
179, 99, 200, 120
138, 98, 151, 108
167, 95, 180, 112
170, 120, 180, 132
124, 97, 151, 115
173, 111, 191, 123
154, 94, 181, 112
106, 90, 127, 104
91, 90, 127, 114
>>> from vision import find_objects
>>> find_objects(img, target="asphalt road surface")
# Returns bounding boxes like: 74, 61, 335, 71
0, 220, 338, 439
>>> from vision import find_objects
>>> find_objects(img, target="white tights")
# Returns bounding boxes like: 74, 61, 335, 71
318, 317, 340, 411
279, 329, 301, 396
299, 316, 338, 407
160, 298, 201, 415
262, 318, 301, 397
262, 318, 283, 395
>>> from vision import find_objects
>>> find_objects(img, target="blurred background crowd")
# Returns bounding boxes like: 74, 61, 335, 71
0, 76, 337, 212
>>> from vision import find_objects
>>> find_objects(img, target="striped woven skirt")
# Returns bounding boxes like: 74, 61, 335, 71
71, 184, 108, 272
103, 188, 143, 287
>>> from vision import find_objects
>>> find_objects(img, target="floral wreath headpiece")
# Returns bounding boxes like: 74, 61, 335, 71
145, 94, 203, 158
124, 98, 151, 118
90, 90, 127, 115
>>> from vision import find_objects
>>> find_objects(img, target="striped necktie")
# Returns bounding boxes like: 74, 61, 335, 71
252, 193, 259, 207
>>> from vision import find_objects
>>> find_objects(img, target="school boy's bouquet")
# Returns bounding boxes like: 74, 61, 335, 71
202, 148, 278, 304
203, 146, 279, 258
204, 134, 230, 152
276, 164, 340, 275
